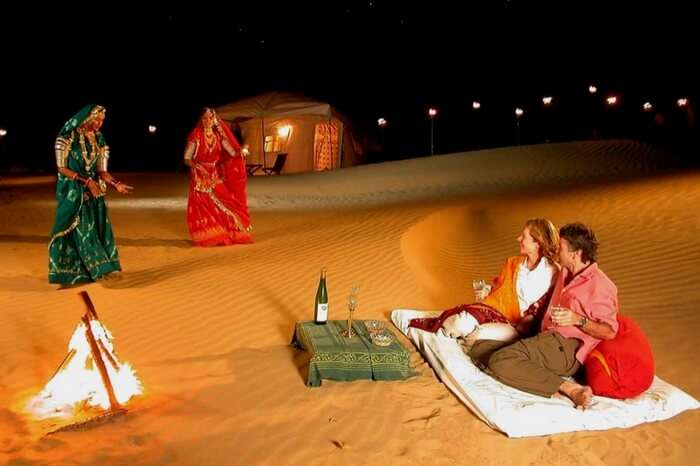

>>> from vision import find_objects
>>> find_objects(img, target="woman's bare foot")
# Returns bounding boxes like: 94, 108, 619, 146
57, 282, 83, 290
558, 381, 593, 410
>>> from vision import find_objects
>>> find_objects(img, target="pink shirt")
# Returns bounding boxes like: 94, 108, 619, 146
541, 263, 619, 363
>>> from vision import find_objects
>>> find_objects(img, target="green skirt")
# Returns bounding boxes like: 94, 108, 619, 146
48, 195, 121, 285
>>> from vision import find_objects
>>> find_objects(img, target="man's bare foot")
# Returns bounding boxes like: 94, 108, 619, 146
558, 381, 593, 410
570, 386, 593, 410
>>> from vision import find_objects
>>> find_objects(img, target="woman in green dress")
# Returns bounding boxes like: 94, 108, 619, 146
48, 105, 133, 285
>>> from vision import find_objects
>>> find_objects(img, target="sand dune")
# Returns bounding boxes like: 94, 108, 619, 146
0, 141, 698, 465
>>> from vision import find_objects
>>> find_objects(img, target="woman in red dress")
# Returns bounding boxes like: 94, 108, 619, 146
184, 108, 253, 246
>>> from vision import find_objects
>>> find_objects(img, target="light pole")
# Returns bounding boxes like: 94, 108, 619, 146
515, 107, 524, 145
428, 107, 438, 155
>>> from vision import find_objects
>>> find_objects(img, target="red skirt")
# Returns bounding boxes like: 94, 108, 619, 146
187, 181, 252, 247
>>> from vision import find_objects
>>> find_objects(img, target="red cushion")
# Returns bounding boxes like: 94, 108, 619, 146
585, 314, 655, 399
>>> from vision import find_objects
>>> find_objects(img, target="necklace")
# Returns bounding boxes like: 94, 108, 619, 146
204, 128, 217, 152
79, 132, 99, 168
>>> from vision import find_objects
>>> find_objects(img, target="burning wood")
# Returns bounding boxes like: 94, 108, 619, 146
27, 291, 142, 431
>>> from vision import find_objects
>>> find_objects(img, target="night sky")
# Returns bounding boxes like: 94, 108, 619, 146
0, 1, 696, 171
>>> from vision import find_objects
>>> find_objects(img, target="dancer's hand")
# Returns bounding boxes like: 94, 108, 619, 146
86, 179, 103, 198
215, 125, 227, 140
115, 182, 134, 194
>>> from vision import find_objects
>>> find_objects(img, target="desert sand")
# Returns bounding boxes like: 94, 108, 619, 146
1, 140, 698, 465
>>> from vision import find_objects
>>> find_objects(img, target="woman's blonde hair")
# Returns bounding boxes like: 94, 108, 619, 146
525, 218, 560, 263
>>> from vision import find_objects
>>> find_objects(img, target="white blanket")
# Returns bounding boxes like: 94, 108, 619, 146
391, 309, 700, 438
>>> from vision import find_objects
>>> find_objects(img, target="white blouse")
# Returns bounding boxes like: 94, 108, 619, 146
515, 257, 556, 314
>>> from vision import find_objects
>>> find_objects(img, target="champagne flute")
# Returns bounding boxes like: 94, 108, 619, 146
342, 285, 359, 338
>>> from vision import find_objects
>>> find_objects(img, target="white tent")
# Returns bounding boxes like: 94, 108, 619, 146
216, 92, 363, 174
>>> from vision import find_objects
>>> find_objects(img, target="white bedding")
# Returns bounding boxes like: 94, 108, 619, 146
391, 309, 700, 438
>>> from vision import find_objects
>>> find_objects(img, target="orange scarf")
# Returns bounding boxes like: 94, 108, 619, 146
482, 256, 524, 324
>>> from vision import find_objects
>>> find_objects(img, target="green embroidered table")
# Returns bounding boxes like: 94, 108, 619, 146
292, 320, 416, 387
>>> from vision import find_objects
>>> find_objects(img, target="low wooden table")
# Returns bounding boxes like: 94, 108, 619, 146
292, 320, 416, 387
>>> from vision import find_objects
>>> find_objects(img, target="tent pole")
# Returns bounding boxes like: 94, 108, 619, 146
338, 120, 345, 169
260, 117, 266, 168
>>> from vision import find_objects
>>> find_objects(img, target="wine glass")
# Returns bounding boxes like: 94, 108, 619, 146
550, 305, 567, 326
472, 279, 487, 302
341, 285, 359, 338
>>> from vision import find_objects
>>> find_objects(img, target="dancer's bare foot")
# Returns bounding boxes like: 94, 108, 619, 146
558, 381, 593, 410
56, 282, 83, 291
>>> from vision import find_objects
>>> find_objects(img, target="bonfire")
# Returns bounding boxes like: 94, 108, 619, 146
27, 291, 142, 432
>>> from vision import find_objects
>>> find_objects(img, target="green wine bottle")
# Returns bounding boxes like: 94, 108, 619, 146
314, 268, 328, 325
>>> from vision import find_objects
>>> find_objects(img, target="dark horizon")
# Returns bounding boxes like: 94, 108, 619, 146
1, 2, 697, 172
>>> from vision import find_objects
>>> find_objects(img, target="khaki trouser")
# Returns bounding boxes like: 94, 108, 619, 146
470, 332, 581, 397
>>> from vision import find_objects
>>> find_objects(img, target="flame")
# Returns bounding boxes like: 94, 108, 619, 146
27, 319, 142, 419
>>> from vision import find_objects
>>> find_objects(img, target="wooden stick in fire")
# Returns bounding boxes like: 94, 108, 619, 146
78, 292, 120, 410
48, 349, 77, 382
47, 292, 99, 381
82, 314, 121, 411
78, 291, 120, 371
79, 291, 99, 320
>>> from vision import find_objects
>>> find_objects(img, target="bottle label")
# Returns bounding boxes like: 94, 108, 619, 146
316, 303, 328, 321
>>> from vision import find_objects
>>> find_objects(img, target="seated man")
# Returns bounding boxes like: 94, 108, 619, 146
471, 223, 618, 409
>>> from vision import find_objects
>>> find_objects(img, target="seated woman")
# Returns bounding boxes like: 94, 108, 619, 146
409, 218, 560, 343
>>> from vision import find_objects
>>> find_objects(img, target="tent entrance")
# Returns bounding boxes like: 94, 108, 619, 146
313, 120, 341, 171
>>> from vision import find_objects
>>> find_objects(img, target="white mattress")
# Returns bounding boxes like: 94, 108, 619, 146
391, 309, 700, 438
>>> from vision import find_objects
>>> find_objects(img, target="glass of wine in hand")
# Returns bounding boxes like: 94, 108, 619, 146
472, 279, 488, 302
